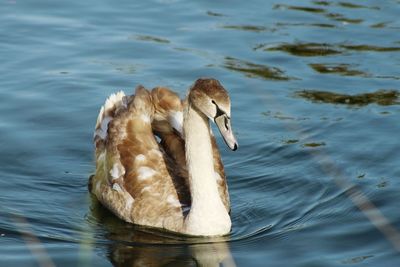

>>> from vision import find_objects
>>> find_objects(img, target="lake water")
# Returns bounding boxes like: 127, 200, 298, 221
1, 0, 400, 266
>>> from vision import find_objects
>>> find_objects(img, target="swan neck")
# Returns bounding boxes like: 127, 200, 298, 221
183, 103, 231, 236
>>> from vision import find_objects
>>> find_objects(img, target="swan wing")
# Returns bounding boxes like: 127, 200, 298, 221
91, 86, 184, 231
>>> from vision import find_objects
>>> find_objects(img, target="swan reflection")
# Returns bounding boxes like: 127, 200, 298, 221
89, 195, 236, 267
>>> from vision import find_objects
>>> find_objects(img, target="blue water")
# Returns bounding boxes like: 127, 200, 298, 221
1, 0, 400, 266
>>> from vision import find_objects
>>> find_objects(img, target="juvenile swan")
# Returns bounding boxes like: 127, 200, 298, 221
89, 78, 238, 236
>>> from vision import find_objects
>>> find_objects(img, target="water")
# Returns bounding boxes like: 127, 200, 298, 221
1, 0, 400, 266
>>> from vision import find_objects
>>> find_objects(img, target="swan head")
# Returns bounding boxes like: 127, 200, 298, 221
189, 78, 238, 151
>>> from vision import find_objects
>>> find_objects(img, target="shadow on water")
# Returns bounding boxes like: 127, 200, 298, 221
296, 89, 400, 106
88, 196, 236, 267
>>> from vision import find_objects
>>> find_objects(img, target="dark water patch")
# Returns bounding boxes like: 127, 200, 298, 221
312, 0, 331, 6
273, 3, 370, 24
262, 42, 400, 57
283, 139, 299, 145
370, 22, 391, 28
339, 44, 400, 52
206, 11, 225, 17
357, 173, 365, 179
221, 25, 269, 32
311, 23, 336, 28
338, 2, 365, 9
276, 22, 336, 28
325, 13, 363, 24
341, 255, 374, 264
338, 2, 379, 10
376, 180, 388, 188
372, 75, 399, 80
273, 4, 326, 13
224, 57, 293, 81
309, 63, 369, 77
312, 1, 379, 10
134, 35, 170, 44
302, 142, 326, 148
296, 89, 400, 106
261, 42, 341, 57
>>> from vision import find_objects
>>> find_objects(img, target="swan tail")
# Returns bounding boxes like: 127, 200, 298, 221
94, 91, 126, 153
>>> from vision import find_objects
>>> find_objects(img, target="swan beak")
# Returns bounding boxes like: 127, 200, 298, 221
215, 115, 238, 151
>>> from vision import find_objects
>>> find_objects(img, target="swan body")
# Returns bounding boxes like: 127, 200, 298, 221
89, 78, 238, 236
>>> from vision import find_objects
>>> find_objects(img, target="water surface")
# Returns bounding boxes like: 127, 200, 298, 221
1, 0, 400, 266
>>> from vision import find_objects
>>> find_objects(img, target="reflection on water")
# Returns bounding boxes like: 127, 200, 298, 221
274, 2, 378, 24
258, 42, 400, 56
224, 57, 292, 80
309, 63, 369, 77
206, 11, 225, 17
324, 12, 363, 24
296, 89, 400, 106
273, 4, 326, 13
258, 42, 342, 57
89, 197, 236, 267
339, 44, 400, 52
302, 142, 326, 148
108, 242, 234, 267
221, 25, 269, 33
341, 255, 374, 264
134, 35, 171, 44
276, 22, 336, 28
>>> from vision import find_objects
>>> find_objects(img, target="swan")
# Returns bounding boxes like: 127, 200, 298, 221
89, 78, 238, 236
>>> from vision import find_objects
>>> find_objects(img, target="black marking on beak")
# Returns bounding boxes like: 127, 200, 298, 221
212, 100, 225, 119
